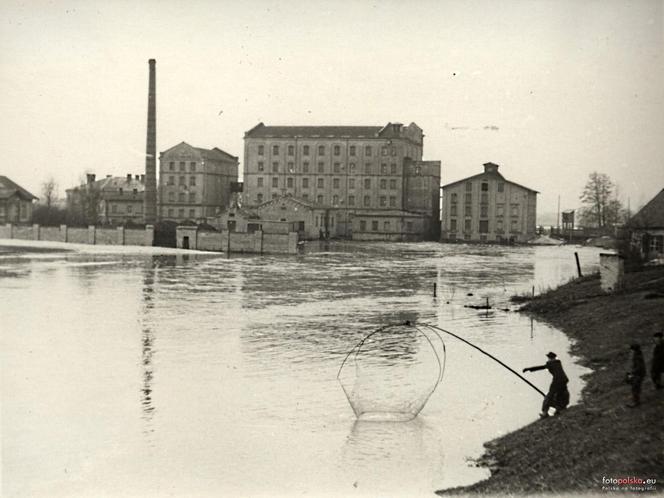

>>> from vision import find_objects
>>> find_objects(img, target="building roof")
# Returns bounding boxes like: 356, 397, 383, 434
628, 188, 664, 228
0, 175, 38, 201
161, 142, 238, 161
441, 165, 539, 193
67, 175, 145, 193
244, 122, 421, 140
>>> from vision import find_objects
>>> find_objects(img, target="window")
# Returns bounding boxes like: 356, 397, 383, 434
273, 162, 279, 172
333, 195, 339, 205
258, 161, 264, 171
133, 188, 138, 195
168, 191, 175, 202
407, 221, 413, 232
302, 178, 309, 188
190, 162, 196, 172
303, 145, 309, 156
451, 193, 458, 203
288, 162, 294, 173
169, 162, 174, 171
511, 219, 519, 232
389, 196, 396, 207
179, 162, 185, 171
272, 145, 279, 155
257, 193, 263, 203
364, 195, 371, 207
498, 182, 504, 192
465, 204, 472, 216
258, 145, 264, 156
481, 193, 488, 204
272, 177, 279, 188
349, 162, 356, 173
349, 145, 356, 156
287, 177, 294, 188
189, 192, 196, 203
650, 235, 663, 253
481, 182, 488, 192
464, 192, 472, 203
480, 205, 488, 217
257, 177, 264, 187
178, 193, 185, 202
511, 204, 519, 217
317, 178, 324, 188
496, 204, 504, 216
379, 196, 386, 207
303, 162, 309, 173
317, 162, 324, 173
334, 145, 341, 156
318, 145, 325, 155
272, 193, 278, 199
179, 176, 185, 185
189, 209, 195, 218
380, 179, 387, 189
465, 182, 472, 192
387, 179, 394, 190
178, 208, 185, 217
391, 148, 397, 157
383, 221, 390, 231
390, 163, 397, 174
348, 195, 355, 206
302, 193, 308, 200
365, 145, 372, 156
288, 145, 294, 156
364, 178, 371, 189
381, 146, 388, 156
496, 219, 504, 231
372, 220, 379, 231
111, 204, 118, 213
317, 194, 324, 204
333, 163, 341, 173
381, 163, 387, 174
479, 220, 489, 233
190, 176, 196, 186
333, 178, 340, 189
451, 204, 457, 216
349, 178, 355, 189
168, 208, 174, 217
450, 219, 457, 231
360, 220, 366, 231
168, 175, 175, 185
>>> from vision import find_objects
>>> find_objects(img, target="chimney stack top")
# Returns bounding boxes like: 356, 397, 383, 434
483, 162, 500, 173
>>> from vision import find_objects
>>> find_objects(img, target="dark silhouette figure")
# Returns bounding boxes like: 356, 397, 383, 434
523, 352, 569, 418
652, 332, 663, 389
627, 343, 646, 407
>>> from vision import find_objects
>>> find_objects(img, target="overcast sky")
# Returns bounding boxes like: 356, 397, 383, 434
1, 0, 662, 222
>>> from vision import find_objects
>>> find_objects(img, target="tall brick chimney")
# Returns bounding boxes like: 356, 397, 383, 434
143, 59, 157, 224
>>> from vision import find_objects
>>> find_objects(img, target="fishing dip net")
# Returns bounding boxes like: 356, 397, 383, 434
337, 322, 446, 421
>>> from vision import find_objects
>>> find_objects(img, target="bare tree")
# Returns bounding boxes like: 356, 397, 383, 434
579, 172, 622, 229
41, 177, 58, 208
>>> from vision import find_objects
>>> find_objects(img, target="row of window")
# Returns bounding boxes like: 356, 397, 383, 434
167, 161, 197, 172
357, 219, 415, 232
165, 192, 197, 203
255, 161, 400, 175
257, 144, 400, 158
255, 193, 399, 207
461, 181, 505, 193
449, 218, 520, 233
165, 176, 197, 186
109, 204, 142, 215
256, 177, 399, 190
449, 203, 520, 217
163, 208, 197, 219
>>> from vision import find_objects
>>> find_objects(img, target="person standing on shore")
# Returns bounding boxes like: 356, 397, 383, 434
523, 352, 569, 418
651, 332, 663, 390
626, 343, 646, 407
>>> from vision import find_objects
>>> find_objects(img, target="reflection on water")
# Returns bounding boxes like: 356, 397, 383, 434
0, 242, 604, 497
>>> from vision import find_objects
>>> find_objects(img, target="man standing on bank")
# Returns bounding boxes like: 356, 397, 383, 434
652, 332, 663, 390
523, 352, 570, 418
627, 343, 646, 407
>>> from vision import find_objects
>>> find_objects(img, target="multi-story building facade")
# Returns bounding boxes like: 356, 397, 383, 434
440, 163, 537, 243
159, 142, 239, 223
243, 122, 440, 240
0, 176, 37, 224
66, 174, 145, 225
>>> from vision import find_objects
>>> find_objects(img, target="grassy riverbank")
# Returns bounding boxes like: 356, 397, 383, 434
439, 265, 664, 495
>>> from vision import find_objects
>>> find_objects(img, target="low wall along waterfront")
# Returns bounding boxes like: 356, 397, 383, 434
176, 226, 299, 254
0, 223, 155, 247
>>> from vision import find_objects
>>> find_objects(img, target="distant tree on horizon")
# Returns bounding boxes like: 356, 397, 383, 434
578, 172, 627, 229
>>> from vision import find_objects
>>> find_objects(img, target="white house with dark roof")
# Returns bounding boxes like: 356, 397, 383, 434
441, 162, 538, 244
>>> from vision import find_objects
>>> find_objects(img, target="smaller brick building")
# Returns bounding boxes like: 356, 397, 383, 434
0, 176, 38, 224
66, 174, 145, 225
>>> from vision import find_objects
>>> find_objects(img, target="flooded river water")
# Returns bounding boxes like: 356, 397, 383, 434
1, 241, 605, 497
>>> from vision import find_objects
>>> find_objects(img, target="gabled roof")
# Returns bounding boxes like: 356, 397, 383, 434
628, 188, 664, 228
161, 141, 238, 161
441, 167, 538, 193
0, 176, 38, 201
244, 122, 422, 140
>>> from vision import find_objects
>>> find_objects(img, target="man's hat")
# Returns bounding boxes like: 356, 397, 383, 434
546, 352, 557, 359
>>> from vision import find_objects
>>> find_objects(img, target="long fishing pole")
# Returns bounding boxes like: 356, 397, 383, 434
416, 321, 546, 397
